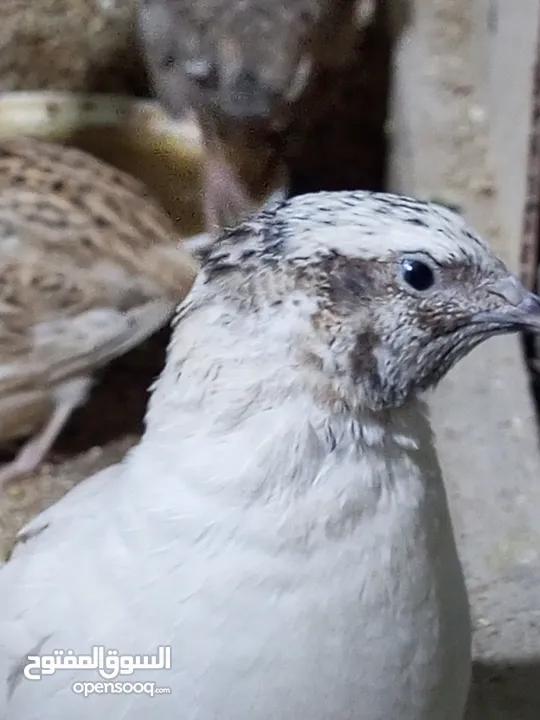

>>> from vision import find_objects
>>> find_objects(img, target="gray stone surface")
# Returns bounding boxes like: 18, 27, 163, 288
388, 1, 540, 717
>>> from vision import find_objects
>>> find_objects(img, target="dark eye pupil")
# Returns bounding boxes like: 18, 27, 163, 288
401, 259, 434, 291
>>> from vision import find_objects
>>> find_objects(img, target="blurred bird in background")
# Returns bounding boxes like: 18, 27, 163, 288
139, 0, 387, 231
0, 136, 197, 488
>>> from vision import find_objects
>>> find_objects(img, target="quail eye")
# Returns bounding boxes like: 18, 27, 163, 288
400, 258, 435, 291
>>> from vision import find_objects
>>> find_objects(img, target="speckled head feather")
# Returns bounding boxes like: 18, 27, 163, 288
197, 191, 500, 270
173, 190, 540, 413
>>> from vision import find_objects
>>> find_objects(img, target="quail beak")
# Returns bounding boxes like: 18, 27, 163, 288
473, 277, 540, 333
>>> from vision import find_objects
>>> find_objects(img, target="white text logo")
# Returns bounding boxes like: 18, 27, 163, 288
72, 680, 171, 697
24, 646, 172, 681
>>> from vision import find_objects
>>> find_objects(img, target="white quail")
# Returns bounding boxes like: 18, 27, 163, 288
2, 191, 540, 719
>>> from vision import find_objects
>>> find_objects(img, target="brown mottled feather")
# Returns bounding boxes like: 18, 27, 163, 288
0, 0, 146, 94
0, 136, 197, 459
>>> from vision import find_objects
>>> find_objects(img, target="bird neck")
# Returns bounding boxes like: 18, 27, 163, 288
133, 303, 443, 531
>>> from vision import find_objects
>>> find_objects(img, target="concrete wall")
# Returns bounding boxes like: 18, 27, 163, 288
389, 0, 540, 266
388, 2, 540, 716
470, 0, 540, 261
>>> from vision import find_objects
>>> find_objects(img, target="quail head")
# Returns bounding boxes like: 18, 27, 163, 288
189, 190, 540, 413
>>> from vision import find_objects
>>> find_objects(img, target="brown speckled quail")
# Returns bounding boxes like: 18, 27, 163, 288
0, 136, 197, 487
139, 0, 389, 231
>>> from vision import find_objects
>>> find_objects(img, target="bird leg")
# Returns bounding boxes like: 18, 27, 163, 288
0, 377, 92, 489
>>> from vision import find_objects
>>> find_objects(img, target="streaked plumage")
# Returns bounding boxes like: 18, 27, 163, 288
0, 136, 197, 487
